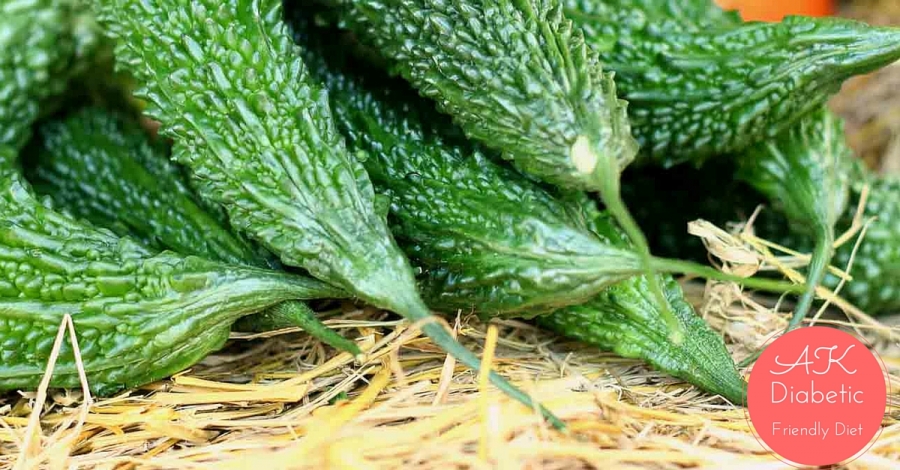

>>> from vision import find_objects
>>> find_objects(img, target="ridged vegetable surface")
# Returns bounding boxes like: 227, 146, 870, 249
1, 0, 75, 150
294, 18, 751, 403
536, 263, 746, 404
0, 167, 346, 394
92, 0, 561, 426
27, 108, 265, 267
565, 0, 900, 165
312, 0, 677, 339
25, 108, 360, 353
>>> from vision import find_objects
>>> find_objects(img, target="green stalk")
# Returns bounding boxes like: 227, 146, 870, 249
649, 258, 807, 295
597, 157, 683, 345
390, 296, 566, 431
234, 302, 362, 357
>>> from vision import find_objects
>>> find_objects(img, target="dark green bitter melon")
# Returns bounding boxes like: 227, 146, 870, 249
753, 165, 900, 317
93, 0, 563, 426
1, 0, 76, 151
25, 107, 360, 354
564, 0, 900, 166
292, 19, 762, 403
28, 108, 265, 266
312, 0, 677, 340
735, 108, 856, 331
0, 167, 346, 395
536, 258, 747, 404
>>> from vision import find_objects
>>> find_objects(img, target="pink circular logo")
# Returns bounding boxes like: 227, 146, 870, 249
747, 326, 887, 466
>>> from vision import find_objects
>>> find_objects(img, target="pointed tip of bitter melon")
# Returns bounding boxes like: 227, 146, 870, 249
538, 275, 748, 405
786, 16, 900, 85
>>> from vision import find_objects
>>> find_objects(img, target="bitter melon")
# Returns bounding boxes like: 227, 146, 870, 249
28, 108, 266, 267
735, 109, 855, 331
25, 107, 360, 354
296, 20, 746, 403
0, 167, 346, 395
293, 13, 798, 317
312, 0, 676, 340
565, 0, 900, 165
536, 260, 746, 403
1, 0, 75, 151
93, 0, 562, 426
300, 19, 880, 402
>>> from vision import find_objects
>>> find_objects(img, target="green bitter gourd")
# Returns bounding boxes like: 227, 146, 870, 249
311, 0, 680, 343
566, 0, 898, 339
564, 0, 900, 165
93, 0, 563, 427
25, 107, 360, 354
293, 12, 800, 318
735, 108, 855, 333
1, 0, 75, 151
292, 18, 823, 402
0, 166, 346, 395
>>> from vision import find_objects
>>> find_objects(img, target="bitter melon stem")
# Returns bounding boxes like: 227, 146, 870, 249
786, 229, 834, 332
736, 227, 835, 368
648, 258, 808, 295
594, 151, 684, 345
235, 302, 363, 357
388, 295, 566, 431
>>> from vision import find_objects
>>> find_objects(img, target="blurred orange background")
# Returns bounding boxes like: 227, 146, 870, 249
715, 0, 835, 22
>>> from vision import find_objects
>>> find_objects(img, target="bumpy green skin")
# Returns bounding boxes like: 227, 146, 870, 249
316, 0, 637, 193
27, 108, 266, 267
537, 274, 746, 403
94, 0, 560, 425
757, 171, 900, 316
27, 108, 359, 351
830, 175, 900, 315
564, 0, 739, 32
301, 46, 643, 318
0, 0, 75, 150
565, 1, 900, 165
296, 20, 746, 403
736, 109, 853, 239
0, 169, 345, 395
313, 0, 681, 347
94, 0, 418, 314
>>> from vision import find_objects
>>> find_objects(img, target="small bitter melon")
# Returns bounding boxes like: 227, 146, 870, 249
93, 0, 562, 426
27, 108, 265, 266
312, 0, 677, 340
564, 0, 900, 165
735, 109, 855, 331
25, 107, 360, 354
0, 167, 346, 395
536, 262, 747, 403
